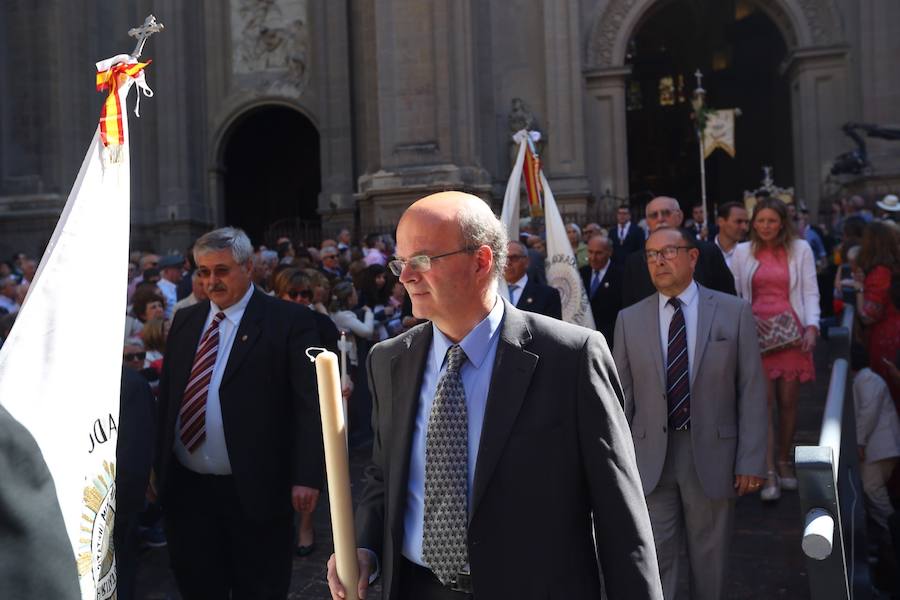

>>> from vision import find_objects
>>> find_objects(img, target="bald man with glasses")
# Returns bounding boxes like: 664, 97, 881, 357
621, 197, 735, 308
328, 191, 662, 600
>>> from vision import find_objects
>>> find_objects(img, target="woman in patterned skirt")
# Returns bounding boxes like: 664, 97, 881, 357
732, 198, 820, 500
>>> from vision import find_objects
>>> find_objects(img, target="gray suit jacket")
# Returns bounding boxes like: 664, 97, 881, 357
612, 284, 767, 499
356, 298, 663, 599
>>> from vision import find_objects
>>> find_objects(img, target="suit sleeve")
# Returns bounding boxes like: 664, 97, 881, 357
289, 309, 326, 490
0, 406, 80, 600
355, 348, 386, 557
548, 287, 562, 320
796, 241, 821, 329
612, 313, 633, 420
734, 300, 768, 478
578, 332, 663, 599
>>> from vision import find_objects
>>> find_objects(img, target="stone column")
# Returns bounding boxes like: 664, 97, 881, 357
357, 0, 491, 227
541, 0, 591, 215
784, 46, 850, 218
584, 66, 631, 217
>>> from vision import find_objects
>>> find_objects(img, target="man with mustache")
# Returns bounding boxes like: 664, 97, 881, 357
155, 227, 325, 598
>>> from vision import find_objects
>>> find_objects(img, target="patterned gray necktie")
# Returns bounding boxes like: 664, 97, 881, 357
422, 344, 468, 584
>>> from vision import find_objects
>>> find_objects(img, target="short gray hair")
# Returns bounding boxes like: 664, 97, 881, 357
458, 204, 508, 279
193, 227, 253, 264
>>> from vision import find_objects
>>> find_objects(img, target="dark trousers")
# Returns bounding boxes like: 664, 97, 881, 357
398, 557, 473, 600
113, 512, 140, 600
164, 461, 293, 600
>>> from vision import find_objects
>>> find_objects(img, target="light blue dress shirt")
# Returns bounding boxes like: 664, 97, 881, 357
401, 297, 505, 567
658, 281, 699, 386
174, 283, 255, 474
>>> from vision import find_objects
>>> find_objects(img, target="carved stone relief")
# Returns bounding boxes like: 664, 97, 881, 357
231, 0, 310, 93
585, 0, 842, 69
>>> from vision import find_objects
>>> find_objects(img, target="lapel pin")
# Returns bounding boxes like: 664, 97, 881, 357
527, 297, 533, 304
604, 282, 609, 288
241, 334, 248, 342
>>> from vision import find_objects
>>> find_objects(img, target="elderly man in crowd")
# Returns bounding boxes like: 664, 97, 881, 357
613, 227, 767, 600
328, 190, 662, 600
622, 196, 735, 308
580, 235, 622, 349
504, 240, 561, 319
155, 227, 324, 598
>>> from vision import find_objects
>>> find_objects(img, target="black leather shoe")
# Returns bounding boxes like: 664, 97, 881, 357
296, 543, 315, 557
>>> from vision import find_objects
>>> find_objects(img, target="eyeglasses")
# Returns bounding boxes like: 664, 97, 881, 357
196, 266, 232, 278
123, 352, 146, 362
646, 209, 675, 220
288, 289, 312, 300
645, 246, 692, 262
388, 248, 472, 276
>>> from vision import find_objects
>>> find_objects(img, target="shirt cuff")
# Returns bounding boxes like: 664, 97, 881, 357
361, 548, 380, 585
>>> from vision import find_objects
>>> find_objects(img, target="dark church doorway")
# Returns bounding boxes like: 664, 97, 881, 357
625, 0, 793, 216
223, 106, 321, 246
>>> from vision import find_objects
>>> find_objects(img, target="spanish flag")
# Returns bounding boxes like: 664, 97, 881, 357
0, 55, 152, 599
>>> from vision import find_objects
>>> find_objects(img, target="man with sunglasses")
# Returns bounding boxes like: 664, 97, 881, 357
613, 227, 766, 600
327, 191, 662, 600
503, 240, 561, 319
621, 197, 735, 308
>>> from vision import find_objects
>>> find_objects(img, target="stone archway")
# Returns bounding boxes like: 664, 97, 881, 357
208, 102, 322, 246
584, 0, 849, 218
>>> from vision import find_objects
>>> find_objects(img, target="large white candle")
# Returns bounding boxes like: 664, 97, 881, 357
313, 349, 360, 600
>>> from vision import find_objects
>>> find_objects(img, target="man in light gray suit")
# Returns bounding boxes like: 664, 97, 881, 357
613, 227, 768, 600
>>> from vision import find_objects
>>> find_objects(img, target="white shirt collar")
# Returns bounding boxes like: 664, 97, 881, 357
658, 280, 699, 312
714, 234, 736, 257
210, 283, 255, 325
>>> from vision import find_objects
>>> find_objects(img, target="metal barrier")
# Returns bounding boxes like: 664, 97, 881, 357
795, 305, 872, 599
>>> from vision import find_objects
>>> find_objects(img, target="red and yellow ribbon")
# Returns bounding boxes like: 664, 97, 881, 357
96, 61, 150, 148
523, 144, 544, 218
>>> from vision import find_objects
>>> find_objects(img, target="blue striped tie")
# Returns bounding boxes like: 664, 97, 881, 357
666, 298, 691, 430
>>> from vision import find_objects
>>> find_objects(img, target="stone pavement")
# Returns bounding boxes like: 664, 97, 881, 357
135, 348, 832, 599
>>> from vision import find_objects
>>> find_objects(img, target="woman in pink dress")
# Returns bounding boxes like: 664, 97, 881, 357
731, 198, 820, 500
852, 221, 900, 405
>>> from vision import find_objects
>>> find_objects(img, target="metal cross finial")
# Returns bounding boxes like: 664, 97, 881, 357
128, 15, 165, 59
693, 69, 706, 94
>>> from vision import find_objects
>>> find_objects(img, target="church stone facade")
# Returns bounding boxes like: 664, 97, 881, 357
1, 0, 897, 256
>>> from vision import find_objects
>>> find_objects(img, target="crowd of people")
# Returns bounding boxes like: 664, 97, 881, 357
2, 189, 899, 599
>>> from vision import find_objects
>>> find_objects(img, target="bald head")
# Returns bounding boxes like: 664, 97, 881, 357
400, 191, 507, 278
396, 191, 507, 342
645, 196, 683, 231
586, 235, 612, 271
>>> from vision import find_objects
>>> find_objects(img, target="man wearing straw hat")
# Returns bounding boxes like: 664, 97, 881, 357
327, 191, 662, 599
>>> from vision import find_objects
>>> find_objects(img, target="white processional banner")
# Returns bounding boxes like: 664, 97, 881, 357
703, 109, 736, 159
0, 54, 151, 600
501, 130, 595, 328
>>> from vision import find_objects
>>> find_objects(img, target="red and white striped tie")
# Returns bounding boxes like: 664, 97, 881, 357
179, 312, 226, 452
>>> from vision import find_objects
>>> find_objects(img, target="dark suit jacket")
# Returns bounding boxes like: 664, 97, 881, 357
621, 239, 736, 308
513, 278, 562, 319
611, 223, 645, 262
580, 263, 623, 349
117, 367, 156, 517
356, 299, 662, 599
156, 288, 325, 518
0, 404, 79, 600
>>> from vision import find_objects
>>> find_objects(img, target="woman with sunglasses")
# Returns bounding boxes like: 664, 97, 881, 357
272, 267, 343, 557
